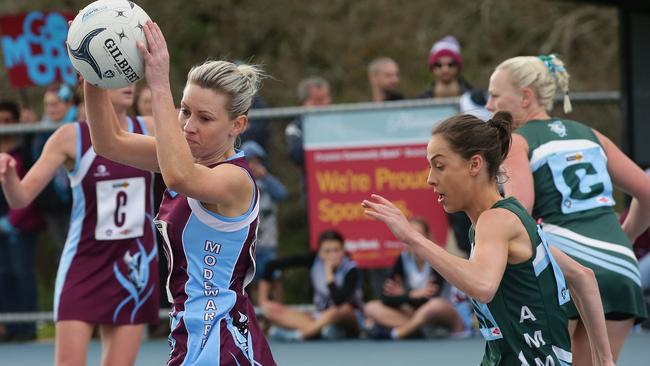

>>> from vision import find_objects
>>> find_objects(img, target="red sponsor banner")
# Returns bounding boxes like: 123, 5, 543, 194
306, 144, 448, 268
0, 11, 76, 88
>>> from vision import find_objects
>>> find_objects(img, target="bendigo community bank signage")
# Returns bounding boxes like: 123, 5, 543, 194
0, 12, 76, 88
304, 105, 457, 268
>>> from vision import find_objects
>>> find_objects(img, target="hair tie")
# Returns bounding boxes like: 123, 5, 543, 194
539, 55, 572, 113
538, 54, 566, 76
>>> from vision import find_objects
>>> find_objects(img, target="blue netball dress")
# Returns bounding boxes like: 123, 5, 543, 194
155, 151, 275, 366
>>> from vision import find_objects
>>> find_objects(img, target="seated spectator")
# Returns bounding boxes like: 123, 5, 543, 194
367, 57, 403, 102
258, 230, 362, 341
0, 100, 46, 341
364, 218, 473, 339
241, 140, 288, 282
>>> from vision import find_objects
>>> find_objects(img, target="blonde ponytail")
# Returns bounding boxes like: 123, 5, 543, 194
187, 60, 265, 118
496, 54, 572, 114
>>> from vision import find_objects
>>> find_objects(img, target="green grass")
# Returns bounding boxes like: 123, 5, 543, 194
37, 323, 56, 340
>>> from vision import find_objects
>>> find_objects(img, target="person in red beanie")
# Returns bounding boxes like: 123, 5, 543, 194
417, 35, 474, 99
417, 35, 479, 261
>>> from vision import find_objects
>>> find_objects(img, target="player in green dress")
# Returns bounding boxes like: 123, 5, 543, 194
486, 54, 650, 365
363, 112, 614, 365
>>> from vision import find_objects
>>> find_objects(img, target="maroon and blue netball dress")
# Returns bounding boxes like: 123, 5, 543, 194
155, 151, 275, 366
54, 118, 159, 325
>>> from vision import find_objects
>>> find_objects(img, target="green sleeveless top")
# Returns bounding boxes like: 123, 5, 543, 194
516, 119, 642, 291
516, 119, 617, 227
469, 197, 572, 366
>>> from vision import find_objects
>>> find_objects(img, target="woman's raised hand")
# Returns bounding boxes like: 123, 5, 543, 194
137, 21, 170, 92
362, 194, 416, 245
0, 153, 17, 184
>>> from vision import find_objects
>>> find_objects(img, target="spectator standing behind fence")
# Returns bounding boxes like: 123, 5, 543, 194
367, 57, 404, 102
416, 36, 477, 257
241, 140, 288, 283
285, 76, 332, 208
364, 218, 472, 340
0, 100, 45, 342
258, 230, 362, 341
19, 106, 38, 124
366, 58, 404, 296
285, 76, 332, 168
33, 84, 79, 258
417, 36, 473, 99
418, 35, 490, 121
241, 95, 271, 150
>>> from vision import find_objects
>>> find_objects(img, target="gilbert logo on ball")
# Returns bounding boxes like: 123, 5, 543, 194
67, 0, 150, 89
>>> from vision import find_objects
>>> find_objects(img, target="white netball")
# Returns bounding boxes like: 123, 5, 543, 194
67, 0, 151, 89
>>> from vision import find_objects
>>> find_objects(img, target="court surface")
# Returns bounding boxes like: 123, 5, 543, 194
1, 332, 648, 365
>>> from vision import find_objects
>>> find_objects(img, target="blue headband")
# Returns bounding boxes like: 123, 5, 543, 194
57, 85, 73, 102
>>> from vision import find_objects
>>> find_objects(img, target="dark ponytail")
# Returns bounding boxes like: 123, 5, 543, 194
432, 112, 514, 180
487, 111, 514, 168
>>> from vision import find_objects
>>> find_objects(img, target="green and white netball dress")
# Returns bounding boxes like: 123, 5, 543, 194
469, 197, 572, 366
517, 119, 646, 321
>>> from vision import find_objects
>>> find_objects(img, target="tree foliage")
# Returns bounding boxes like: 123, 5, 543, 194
0, 0, 618, 106
0, 0, 622, 304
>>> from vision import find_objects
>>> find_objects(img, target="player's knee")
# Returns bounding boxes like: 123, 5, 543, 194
334, 302, 355, 315
101, 352, 138, 366
422, 297, 447, 312
364, 300, 383, 318
56, 354, 86, 366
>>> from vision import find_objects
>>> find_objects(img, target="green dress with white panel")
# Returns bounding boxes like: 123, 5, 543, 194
516, 118, 646, 321
469, 197, 572, 366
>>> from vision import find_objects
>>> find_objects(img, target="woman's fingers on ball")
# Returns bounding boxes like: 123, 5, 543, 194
149, 22, 165, 51
153, 22, 167, 48
136, 41, 149, 58
142, 22, 156, 48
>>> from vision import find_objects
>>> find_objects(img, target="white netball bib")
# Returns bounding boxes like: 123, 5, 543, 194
95, 177, 146, 241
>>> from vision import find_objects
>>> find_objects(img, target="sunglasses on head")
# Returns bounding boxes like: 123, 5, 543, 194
433, 61, 458, 68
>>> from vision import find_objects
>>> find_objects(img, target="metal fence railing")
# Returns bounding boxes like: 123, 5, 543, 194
0, 91, 620, 136
0, 91, 621, 324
